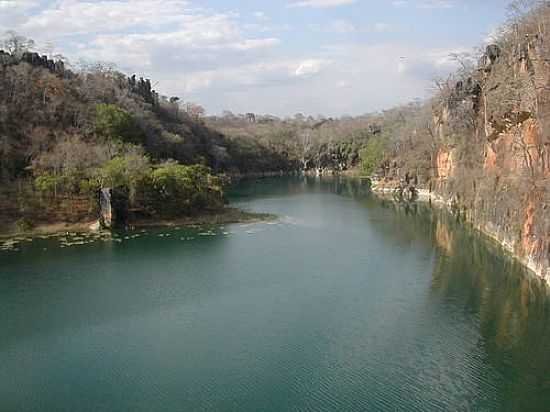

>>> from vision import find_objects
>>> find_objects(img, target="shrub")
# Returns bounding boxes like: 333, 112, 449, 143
96, 151, 151, 204
35, 174, 61, 196
359, 138, 386, 176
95, 104, 145, 144
149, 162, 222, 214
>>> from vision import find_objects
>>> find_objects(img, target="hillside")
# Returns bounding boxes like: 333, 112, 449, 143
0, 33, 294, 230
205, 113, 381, 174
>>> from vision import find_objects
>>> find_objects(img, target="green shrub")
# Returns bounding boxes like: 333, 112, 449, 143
96, 152, 151, 203
359, 138, 386, 176
79, 179, 99, 195
95, 104, 145, 144
149, 162, 222, 214
35, 174, 61, 195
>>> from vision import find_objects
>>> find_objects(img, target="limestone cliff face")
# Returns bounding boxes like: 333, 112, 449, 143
430, 95, 549, 283
382, 37, 550, 285
435, 148, 455, 180
430, 128, 547, 284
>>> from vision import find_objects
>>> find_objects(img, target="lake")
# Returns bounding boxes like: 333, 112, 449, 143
1, 177, 549, 411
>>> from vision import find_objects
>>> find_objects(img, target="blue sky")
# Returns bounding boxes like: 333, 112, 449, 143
0, 0, 510, 116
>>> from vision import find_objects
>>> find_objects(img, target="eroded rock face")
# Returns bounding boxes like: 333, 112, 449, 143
438, 117, 549, 283
384, 112, 549, 284
98, 188, 129, 229
483, 118, 550, 177
372, 25, 550, 284
436, 148, 455, 179
99, 188, 113, 229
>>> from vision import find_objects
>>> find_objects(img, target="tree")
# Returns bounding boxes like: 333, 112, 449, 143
95, 104, 145, 144
95, 149, 151, 204
150, 162, 220, 214
169, 96, 181, 119
359, 138, 386, 176
1, 31, 35, 57
185, 103, 206, 120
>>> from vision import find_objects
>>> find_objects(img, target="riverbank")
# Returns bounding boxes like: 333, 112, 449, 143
370, 180, 550, 287
0, 207, 276, 240
128, 208, 276, 229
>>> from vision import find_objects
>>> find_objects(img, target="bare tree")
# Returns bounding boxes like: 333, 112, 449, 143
1, 31, 35, 57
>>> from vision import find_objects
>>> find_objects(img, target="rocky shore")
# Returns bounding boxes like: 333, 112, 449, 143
370, 178, 550, 287
0, 207, 276, 241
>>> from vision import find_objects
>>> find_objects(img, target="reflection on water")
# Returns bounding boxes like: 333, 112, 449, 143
1, 176, 549, 412
236, 176, 550, 410
330, 176, 550, 410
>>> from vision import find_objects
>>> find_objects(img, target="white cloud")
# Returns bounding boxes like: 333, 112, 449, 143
392, 0, 408, 7
327, 20, 357, 33
294, 59, 330, 77
0, 0, 39, 26
253, 11, 269, 21
288, 0, 355, 9
394, 47, 465, 79
261, 42, 464, 115
20, 0, 192, 37
418, 0, 455, 9
78, 28, 279, 74
168, 59, 326, 94
0, 0, 38, 10
309, 20, 356, 33
12, 0, 281, 80
373, 23, 393, 32
309, 20, 395, 34
392, 0, 455, 9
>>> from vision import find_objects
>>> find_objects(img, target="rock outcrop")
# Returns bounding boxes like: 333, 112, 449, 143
99, 188, 129, 229
99, 188, 113, 229
373, 34, 550, 285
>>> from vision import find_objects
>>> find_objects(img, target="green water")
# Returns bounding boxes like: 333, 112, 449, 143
1, 177, 549, 411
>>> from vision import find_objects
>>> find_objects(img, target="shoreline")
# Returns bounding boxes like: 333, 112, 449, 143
127, 208, 277, 230
371, 183, 550, 287
0, 207, 276, 240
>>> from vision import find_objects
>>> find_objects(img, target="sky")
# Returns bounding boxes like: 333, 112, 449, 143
0, 0, 511, 117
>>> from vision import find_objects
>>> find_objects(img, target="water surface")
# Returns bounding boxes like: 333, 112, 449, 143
1, 177, 549, 411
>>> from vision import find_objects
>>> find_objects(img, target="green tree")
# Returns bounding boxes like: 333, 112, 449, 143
35, 173, 62, 197
359, 138, 386, 176
95, 104, 144, 144
96, 151, 151, 204
150, 162, 222, 214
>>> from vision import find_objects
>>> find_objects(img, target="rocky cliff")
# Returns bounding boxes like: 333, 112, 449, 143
373, 10, 550, 285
